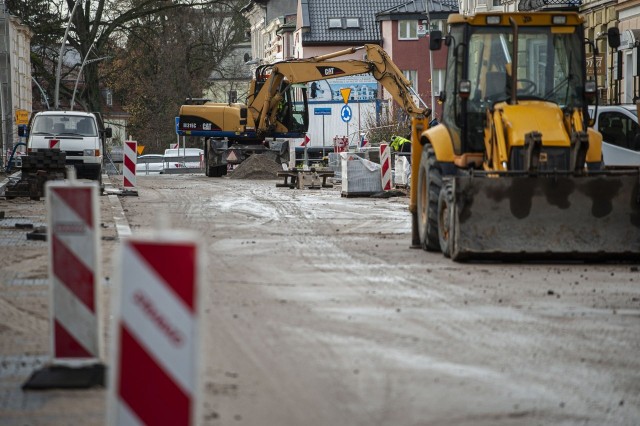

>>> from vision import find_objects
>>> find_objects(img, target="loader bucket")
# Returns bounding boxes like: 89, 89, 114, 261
449, 171, 640, 261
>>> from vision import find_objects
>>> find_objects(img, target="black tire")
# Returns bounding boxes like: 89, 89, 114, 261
417, 146, 442, 251
438, 180, 454, 258
97, 169, 104, 194
204, 143, 212, 177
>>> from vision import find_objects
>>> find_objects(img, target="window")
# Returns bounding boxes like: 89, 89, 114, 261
429, 20, 444, 33
346, 18, 360, 28
329, 18, 360, 29
432, 69, 445, 98
403, 70, 418, 89
399, 20, 418, 40
599, 112, 640, 150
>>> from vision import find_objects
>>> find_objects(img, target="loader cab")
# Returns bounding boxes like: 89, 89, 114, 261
432, 13, 589, 156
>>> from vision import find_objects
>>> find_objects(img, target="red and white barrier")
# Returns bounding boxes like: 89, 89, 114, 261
110, 232, 203, 426
380, 143, 392, 191
123, 140, 137, 191
49, 138, 60, 149
47, 181, 102, 363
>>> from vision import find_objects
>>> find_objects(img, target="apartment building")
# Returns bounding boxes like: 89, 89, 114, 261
0, 1, 32, 164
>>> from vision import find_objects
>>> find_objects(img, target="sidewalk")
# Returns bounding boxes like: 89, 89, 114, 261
0, 174, 127, 425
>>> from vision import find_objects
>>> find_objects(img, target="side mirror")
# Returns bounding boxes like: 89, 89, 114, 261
607, 27, 620, 49
430, 31, 443, 51
104, 127, 113, 138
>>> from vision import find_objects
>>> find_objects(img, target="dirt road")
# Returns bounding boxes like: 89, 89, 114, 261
1, 173, 639, 425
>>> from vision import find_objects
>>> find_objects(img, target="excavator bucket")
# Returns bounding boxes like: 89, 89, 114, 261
449, 171, 640, 261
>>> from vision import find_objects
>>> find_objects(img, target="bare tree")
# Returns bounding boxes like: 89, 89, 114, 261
103, 3, 248, 151
8, 0, 246, 113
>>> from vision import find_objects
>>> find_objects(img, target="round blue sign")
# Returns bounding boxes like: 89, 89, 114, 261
341, 105, 352, 123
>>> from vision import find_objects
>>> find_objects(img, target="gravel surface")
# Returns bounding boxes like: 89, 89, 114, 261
0, 173, 639, 426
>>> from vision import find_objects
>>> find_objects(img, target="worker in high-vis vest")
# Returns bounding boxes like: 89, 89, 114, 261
390, 135, 411, 152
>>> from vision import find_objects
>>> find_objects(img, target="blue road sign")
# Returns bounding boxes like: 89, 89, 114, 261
175, 116, 180, 134
314, 108, 332, 116
341, 105, 352, 123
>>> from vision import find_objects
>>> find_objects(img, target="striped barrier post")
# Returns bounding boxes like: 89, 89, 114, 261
109, 231, 203, 426
380, 143, 392, 191
123, 140, 138, 194
23, 179, 105, 389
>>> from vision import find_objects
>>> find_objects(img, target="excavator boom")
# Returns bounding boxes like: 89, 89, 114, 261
179, 43, 428, 177
251, 44, 428, 134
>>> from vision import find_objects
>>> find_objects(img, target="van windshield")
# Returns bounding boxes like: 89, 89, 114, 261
32, 115, 98, 137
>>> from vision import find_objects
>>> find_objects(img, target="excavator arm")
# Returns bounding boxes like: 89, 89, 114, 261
250, 44, 430, 135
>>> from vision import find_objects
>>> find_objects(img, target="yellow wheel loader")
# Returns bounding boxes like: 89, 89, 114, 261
410, 12, 640, 261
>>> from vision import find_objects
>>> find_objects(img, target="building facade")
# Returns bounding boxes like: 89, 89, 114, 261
0, 2, 32, 163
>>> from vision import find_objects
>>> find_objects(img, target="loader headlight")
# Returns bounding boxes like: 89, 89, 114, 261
458, 80, 471, 99
552, 15, 567, 25
486, 16, 501, 25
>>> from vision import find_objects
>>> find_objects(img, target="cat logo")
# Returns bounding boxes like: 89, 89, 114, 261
316, 66, 346, 77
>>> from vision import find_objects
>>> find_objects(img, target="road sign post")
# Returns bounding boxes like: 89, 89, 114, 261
314, 108, 332, 156
15, 109, 29, 125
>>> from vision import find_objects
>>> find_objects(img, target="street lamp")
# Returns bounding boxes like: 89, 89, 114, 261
31, 77, 50, 110
54, 0, 82, 110
70, 44, 110, 111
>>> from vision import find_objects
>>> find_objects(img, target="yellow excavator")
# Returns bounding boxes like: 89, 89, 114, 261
410, 11, 640, 260
178, 45, 428, 176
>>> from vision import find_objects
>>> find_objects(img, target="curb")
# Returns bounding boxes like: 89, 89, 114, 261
103, 174, 132, 238
0, 171, 22, 196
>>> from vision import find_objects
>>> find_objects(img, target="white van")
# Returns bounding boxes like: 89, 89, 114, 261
588, 105, 640, 167
163, 148, 204, 173
24, 111, 112, 183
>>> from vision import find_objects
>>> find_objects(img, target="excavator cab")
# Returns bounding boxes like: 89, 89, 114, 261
411, 12, 640, 261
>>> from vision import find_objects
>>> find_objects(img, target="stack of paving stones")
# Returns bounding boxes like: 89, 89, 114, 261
4, 150, 67, 200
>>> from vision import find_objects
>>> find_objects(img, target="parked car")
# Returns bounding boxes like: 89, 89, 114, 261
588, 104, 640, 167
136, 154, 164, 175
163, 148, 204, 173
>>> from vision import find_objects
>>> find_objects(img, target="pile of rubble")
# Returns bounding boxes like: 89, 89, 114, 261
229, 154, 282, 180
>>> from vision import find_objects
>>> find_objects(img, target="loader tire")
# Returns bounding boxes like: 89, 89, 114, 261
438, 180, 454, 258
417, 146, 442, 251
